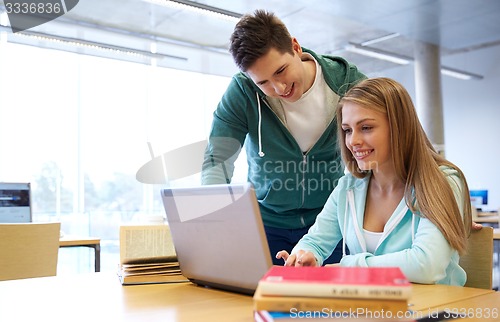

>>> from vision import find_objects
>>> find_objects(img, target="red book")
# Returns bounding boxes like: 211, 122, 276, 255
258, 266, 412, 300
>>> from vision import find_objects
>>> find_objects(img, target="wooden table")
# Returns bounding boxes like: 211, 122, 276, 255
421, 291, 500, 321
59, 236, 101, 272
0, 272, 497, 322
494, 228, 500, 245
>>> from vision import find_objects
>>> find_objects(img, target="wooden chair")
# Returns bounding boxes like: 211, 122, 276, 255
459, 226, 493, 289
0, 222, 61, 281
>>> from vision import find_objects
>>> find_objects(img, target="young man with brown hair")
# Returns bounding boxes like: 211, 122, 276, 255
202, 10, 366, 265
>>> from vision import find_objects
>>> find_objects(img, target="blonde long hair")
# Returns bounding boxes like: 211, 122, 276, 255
337, 77, 471, 254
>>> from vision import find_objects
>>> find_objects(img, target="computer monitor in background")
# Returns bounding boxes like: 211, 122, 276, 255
0, 182, 32, 223
469, 189, 488, 210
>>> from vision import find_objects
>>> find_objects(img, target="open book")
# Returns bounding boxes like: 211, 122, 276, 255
118, 224, 189, 285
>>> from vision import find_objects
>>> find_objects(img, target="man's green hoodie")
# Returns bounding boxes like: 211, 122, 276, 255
202, 48, 366, 229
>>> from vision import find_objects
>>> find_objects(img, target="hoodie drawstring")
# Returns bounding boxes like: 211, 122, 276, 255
411, 212, 415, 243
342, 195, 349, 258
256, 92, 265, 157
347, 189, 366, 252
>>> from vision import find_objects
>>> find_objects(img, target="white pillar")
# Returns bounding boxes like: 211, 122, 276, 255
413, 41, 445, 155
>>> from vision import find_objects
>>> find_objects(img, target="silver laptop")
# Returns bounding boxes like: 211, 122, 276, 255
161, 183, 273, 295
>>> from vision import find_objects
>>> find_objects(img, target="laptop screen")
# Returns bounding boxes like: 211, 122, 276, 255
161, 183, 273, 295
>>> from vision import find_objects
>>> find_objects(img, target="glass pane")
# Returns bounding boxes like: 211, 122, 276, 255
0, 40, 233, 273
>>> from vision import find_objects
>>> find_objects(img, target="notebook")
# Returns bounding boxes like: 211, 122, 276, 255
161, 183, 273, 295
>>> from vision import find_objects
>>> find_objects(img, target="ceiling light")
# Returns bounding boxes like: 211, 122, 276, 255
345, 43, 411, 65
5, 28, 187, 61
143, 0, 242, 23
345, 43, 483, 80
360, 33, 401, 46
441, 67, 483, 80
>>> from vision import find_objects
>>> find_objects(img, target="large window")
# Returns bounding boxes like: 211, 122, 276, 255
0, 40, 233, 272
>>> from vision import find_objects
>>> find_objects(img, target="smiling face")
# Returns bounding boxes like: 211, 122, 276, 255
245, 38, 311, 103
340, 102, 392, 173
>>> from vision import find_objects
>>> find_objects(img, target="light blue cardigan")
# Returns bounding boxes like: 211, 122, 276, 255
292, 166, 466, 286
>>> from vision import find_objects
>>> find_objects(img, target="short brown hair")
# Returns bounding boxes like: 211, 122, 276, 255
229, 10, 293, 71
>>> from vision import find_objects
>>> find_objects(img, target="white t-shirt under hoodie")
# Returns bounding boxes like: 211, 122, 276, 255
281, 54, 333, 153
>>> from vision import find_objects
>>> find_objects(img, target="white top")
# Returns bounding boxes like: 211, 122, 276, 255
363, 229, 383, 253
281, 54, 331, 153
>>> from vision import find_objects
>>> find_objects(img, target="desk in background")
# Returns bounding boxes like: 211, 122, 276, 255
475, 211, 499, 227
59, 236, 101, 272
0, 272, 498, 322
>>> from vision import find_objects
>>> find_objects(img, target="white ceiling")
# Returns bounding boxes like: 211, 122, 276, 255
2, 0, 500, 77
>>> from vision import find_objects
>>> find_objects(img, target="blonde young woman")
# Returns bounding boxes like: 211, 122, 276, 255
277, 77, 472, 285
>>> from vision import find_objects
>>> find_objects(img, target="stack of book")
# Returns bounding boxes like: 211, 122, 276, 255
253, 266, 412, 321
117, 224, 188, 285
